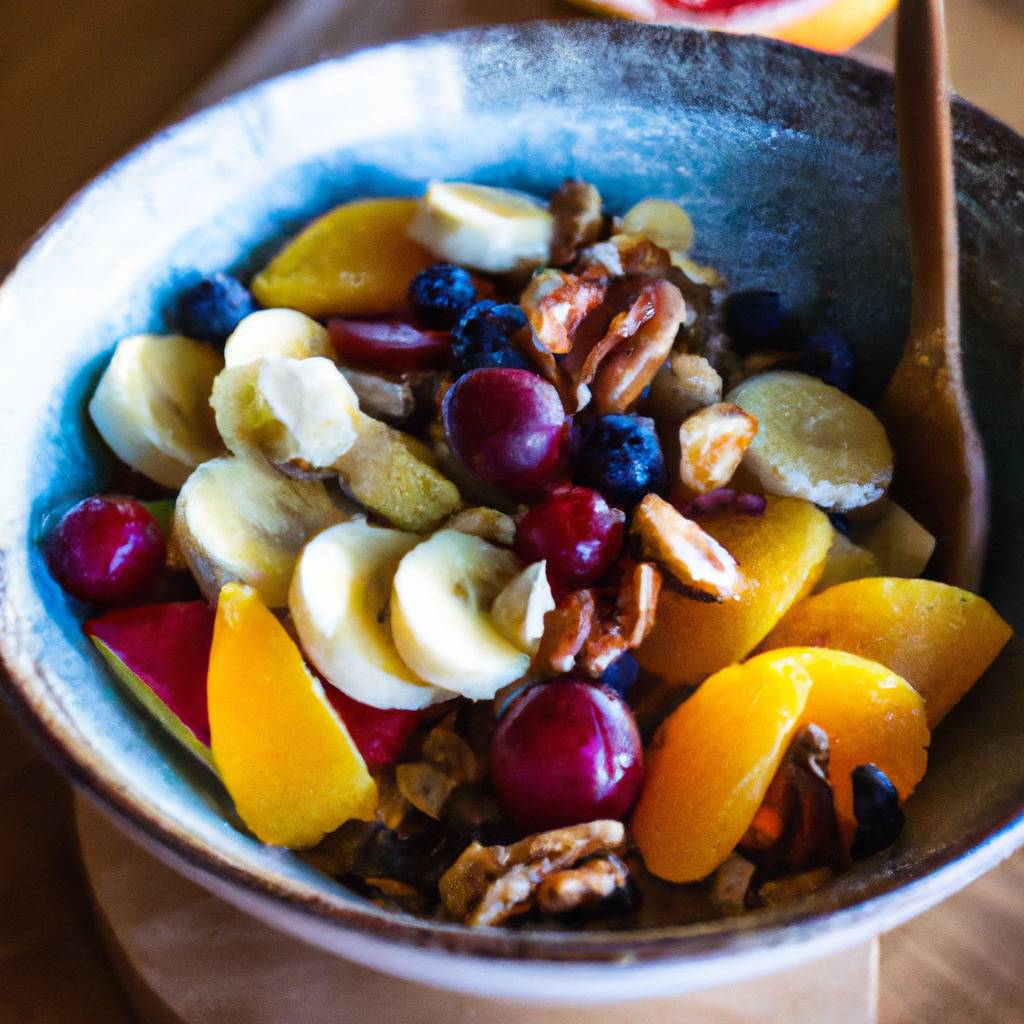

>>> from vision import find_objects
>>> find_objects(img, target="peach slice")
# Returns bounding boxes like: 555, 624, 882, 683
631, 652, 813, 883
251, 198, 432, 317
208, 583, 376, 847
761, 578, 1013, 727
636, 495, 831, 688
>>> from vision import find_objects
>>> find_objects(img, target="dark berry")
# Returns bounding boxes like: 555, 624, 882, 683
828, 512, 851, 536
176, 273, 257, 345
47, 496, 166, 604
407, 263, 476, 329
723, 289, 791, 354
514, 486, 625, 588
599, 652, 640, 697
802, 329, 855, 392
450, 300, 532, 376
575, 415, 666, 511
850, 763, 905, 860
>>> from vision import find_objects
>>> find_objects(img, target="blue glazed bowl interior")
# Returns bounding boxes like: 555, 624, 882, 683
1, 22, 1023, 964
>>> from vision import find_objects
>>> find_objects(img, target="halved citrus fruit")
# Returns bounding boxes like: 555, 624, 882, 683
569, 0, 896, 53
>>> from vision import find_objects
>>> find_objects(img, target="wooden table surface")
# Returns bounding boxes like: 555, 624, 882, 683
3, 2, 1024, 1021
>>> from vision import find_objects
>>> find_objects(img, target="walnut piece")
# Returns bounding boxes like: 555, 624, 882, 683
632, 494, 744, 600
677, 401, 758, 495
709, 853, 756, 916
548, 179, 604, 266
521, 269, 608, 355
579, 561, 662, 677
533, 589, 596, 676
536, 853, 630, 915
439, 820, 627, 927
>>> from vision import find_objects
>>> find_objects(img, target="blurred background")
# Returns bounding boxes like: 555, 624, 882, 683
1, 0, 1022, 272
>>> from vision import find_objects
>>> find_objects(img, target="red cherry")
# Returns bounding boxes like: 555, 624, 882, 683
515, 486, 625, 587
47, 496, 166, 604
490, 680, 644, 832
442, 368, 565, 495
323, 687, 425, 768
327, 318, 450, 372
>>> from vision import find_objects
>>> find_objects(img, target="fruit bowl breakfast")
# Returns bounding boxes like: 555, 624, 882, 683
1, 22, 1023, 1001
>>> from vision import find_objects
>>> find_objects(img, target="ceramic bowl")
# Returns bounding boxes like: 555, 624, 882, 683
1, 21, 1023, 1005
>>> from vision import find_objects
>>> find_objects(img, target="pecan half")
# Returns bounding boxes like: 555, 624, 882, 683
440, 820, 626, 926
549, 179, 605, 267
520, 268, 608, 355
533, 589, 596, 676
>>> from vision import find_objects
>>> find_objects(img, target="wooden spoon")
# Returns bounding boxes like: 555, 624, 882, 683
877, 0, 989, 591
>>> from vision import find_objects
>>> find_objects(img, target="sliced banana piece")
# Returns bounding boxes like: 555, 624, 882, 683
174, 455, 351, 607
491, 560, 556, 655
289, 521, 450, 710
211, 355, 360, 478
223, 309, 334, 367
408, 181, 553, 273
727, 371, 894, 512
622, 198, 694, 254
88, 334, 224, 488
390, 530, 530, 699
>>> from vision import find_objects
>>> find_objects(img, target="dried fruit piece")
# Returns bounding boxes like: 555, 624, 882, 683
760, 577, 1012, 727
491, 560, 556, 655
858, 501, 936, 578
622, 198, 694, 255
224, 309, 334, 367
632, 494, 744, 601
445, 506, 517, 546
631, 650, 814, 882
813, 529, 879, 592
637, 496, 831, 687
728, 371, 894, 511
677, 402, 758, 495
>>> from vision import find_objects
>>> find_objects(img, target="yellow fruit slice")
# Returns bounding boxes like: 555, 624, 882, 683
761, 578, 1013, 727
637, 496, 831, 688
783, 647, 930, 830
207, 583, 376, 847
251, 198, 432, 316
632, 651, 813, 883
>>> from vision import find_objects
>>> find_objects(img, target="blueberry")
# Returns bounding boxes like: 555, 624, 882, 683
828, 512, 851, 537
575, 415, 666, 511
850, 763, 905, 860
176, 273, 258, 345
408, 263, 477, 329
450, 300, 532, 376
802, 329, 855, 392
599, 652, 639, 698
723, 290, 791, 355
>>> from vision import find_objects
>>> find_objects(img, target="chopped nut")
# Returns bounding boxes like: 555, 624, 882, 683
536, 853, 631, 915
395, 762, 458, 820
632, 493, 744, 600
339, 367, 415, 424
422, 727, 478, 785
709, 853, 756, 916
580, 619, 630, 678
521, 268, 607, 354
677, 402, 758, 495
646, 352, 724, 428
373, 769, 412, 830
579, 561, 661, 677
440, 820, 626, 926
577, 234, 674, 277
445, 506, 516, 546
533, 589, 596, 676
757, 866, 834, 906
548, 179, 605, 266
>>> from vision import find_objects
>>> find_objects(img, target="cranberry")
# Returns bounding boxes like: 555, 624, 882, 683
515, 486, 625, 588
47, 496, 166, 604
442, 368, 565, 495
327, 318, 450, 372
490, 680, 644, 832
323, 686, 425, 768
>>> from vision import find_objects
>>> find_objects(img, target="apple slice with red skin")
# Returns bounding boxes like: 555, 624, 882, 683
322, 686, 428, 768
84, 601, 214, 765
327, 318, 451, 373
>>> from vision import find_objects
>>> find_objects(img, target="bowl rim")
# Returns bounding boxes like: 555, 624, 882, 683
2, 19, 1024, 970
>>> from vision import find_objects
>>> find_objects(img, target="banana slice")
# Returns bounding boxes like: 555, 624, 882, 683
174, 455, 351, 607
223, 309, 334, 368
390, 530, 530, 698
491, 560, 556, 655
88, 334, 224, 488
408, 181, 553, 273
211, 355, 360, 478
289, 521, 451, 710
727, 371, 894, 512
621, 198, 694, 254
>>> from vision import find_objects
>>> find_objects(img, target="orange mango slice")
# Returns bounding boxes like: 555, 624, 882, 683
761, 578, 1012, 728
632, 651, 813, 883
251, 198, 432, 317
636, 496, 831, 688
208, 583, 376, 847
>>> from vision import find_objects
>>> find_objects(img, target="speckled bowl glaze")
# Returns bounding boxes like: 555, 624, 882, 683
1, 21, 1023, 1005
